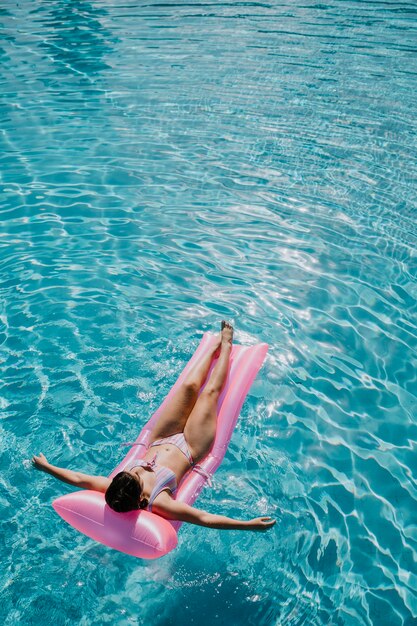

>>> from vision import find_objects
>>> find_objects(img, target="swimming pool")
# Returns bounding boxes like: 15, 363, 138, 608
1, 1, 416, 624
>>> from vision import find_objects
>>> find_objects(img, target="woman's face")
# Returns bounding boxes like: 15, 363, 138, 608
127, 467, 144, 494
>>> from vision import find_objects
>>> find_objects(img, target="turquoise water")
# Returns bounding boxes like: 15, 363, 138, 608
1, 0, 417, 624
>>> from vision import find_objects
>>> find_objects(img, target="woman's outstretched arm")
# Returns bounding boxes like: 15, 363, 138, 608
153, 493, 276, 531
32, 453, 110, 492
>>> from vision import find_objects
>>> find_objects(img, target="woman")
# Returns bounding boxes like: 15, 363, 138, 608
33, 322, 275, 531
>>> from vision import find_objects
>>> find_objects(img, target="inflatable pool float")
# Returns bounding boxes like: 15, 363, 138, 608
52, 332, 268, 559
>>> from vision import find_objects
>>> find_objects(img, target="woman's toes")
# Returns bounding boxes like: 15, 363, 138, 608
221, 321, 233, 342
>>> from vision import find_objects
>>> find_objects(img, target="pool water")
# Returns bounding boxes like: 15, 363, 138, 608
1, 1, 417, 624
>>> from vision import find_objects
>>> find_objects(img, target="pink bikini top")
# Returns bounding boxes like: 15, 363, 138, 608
123, 441, 214, 510
129, 455, 177, 511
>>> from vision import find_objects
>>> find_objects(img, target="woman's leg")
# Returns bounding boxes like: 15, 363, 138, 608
184, 322, 233, 462
149, 337, 221, 441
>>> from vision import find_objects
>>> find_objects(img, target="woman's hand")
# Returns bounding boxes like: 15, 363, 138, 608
32, 453, 50, 471
31, 453, 110, 491
246, 516, 276, 531
155, 496, 277, 531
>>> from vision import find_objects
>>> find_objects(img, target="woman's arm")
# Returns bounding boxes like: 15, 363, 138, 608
32, 453, 110, 493
153, 494, 276, 531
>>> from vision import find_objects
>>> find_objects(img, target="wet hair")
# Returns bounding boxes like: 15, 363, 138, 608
105, 471, 144, 513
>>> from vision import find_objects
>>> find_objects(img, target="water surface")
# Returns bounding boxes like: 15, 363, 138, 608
1, 1, 417, 624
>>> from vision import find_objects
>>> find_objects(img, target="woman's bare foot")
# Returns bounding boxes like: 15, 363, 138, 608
221, 320, 234, 345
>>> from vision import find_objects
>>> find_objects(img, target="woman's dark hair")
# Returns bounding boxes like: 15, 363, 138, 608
105, 471, 143, 513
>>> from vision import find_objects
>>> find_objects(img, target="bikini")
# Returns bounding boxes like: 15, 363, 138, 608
130, 455, 178, 512
128, 432, 201, 511
150, 432, 194, 465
